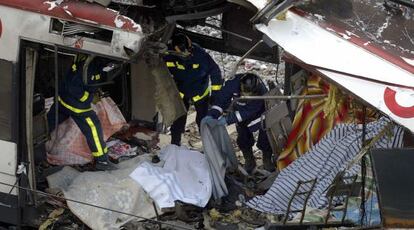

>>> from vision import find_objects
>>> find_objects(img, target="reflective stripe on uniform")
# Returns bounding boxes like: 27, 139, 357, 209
72, 64, 77, 72
235, 111, 243, 122
211, 85, 222, 91
211, 105, 223, 113
247, 116, 263, 128
91, 74, 101, 81
80, 91, 90, 102
192, 86, 210, 102
166, 62, 175, 67
179, 92, 185, 98
176, 62, 185, 70
92, 147, 108, 157
192, 64, 199, 69
86, 117, 105, 157
58, 97, 92, 113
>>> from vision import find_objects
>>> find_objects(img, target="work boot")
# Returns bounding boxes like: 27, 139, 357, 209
95, 154, 118, 171
241, 148, 256, 174
171, 134, 181, 146
262, 151, 275, 172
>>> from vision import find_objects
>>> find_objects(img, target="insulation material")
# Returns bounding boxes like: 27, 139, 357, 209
47, 155, 159, 230
130, 145, 212, 208
46, 97, 126, 165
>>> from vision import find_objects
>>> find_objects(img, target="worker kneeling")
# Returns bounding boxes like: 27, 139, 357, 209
204, 73, 275, 173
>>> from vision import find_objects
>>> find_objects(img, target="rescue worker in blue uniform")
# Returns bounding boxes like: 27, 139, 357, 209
47, 55, 116, 171
205, 73, 275, 173
164, 33, 223, 146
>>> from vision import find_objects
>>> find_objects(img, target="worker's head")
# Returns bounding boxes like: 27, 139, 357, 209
171, 33, 192, 56
240, 73, 261, 96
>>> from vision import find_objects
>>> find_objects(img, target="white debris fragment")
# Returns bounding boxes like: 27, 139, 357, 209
114, 15, 142, 32
363, 41, 371, 46
114, 15, 125, 28
43, 0, 63, 11
313, 14, 324, 21
260, 64, 268, 70
402, 57, 414, 66
375, 15, 391, 38
63, 6, 72, 17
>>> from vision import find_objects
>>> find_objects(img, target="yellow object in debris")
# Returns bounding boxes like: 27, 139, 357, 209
209, 208, 222, 222
39, 208, 65, 230
209, 208, 243, 223
276, 10, 288, 20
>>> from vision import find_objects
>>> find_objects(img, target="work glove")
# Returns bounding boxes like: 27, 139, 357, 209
92, 89, 103, 104
92, 93, 101, 104
217, 116, 227, 126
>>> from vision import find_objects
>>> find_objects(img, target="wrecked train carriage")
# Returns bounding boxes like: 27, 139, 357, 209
0, 0, 159, 225
0, 0, 275, 226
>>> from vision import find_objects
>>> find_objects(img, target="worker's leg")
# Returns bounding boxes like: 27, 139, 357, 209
70, 111, 116, 170
194, 96, 209, 130
236, 123, 256, 173
71, 111, 107, 157
47, 102, 69, 133
170, 99, 190, 146
257, 128, 275, 172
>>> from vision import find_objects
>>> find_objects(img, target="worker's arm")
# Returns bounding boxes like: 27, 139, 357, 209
205, 53, 223, 92
208, 79, 237, 119
225, 100, 265, 125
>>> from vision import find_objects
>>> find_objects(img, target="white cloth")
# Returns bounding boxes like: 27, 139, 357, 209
130, 145, 212, 208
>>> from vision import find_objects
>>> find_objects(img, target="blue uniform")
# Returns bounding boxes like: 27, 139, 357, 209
164, 43, 223, 102
208, 74, 272, 152
164, 43, 223, 145
47, 58, 108, 157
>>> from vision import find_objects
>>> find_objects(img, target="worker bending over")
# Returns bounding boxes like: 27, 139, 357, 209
205, 73, 275, 173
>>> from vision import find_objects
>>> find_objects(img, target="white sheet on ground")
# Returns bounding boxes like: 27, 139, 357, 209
47, 155, 159, 230
129, 144, 212, 209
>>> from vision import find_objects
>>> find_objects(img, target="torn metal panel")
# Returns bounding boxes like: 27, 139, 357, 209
256, 11, 413, 86
0, 1, 144, 61
254, 8, 414, 132
0, 0, 142, 32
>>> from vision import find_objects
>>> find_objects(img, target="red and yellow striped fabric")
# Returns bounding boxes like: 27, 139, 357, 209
277, 74, 351, 169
